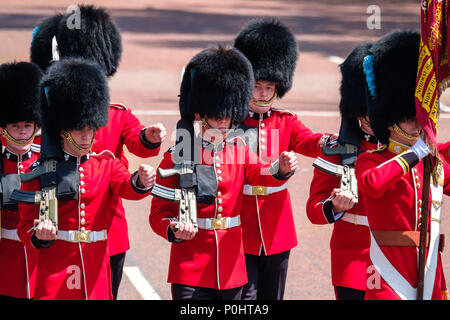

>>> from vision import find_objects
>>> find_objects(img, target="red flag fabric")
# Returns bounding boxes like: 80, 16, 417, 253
415, 0, 450, 150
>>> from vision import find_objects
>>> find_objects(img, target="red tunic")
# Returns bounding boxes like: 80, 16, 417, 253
150, 138, 289, 290
17, 153, 150, 300
0, 149, 39, 298
355, 142, 450, 300
438, 141, 450, 164
306, 138, 379, 291
92, 104, 161, 256
241, 108, 324, 255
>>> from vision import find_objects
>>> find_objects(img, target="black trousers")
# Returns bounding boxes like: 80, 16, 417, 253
241, 250, 290, 300
334, 286, 365, 300
110, 252, 126, 300
171, 284, 243, 300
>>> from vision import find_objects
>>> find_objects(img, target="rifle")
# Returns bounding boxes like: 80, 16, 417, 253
11, 87, 64, 233
314, 117, 362, 203
157, 163, 198, 233
154, 119, 201, 234
313, 157, 358, 204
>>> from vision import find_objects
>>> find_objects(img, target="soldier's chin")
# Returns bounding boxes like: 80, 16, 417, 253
250, 102, 272, 114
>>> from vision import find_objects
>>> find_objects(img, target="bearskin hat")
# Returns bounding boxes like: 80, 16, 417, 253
367, 30, 420, 144
339, 41, 373, 119
40, 58, 110, 138
179, 45, 254, 125
233, 18, 298, 98
0, 61, 43, 127
30, 5, 122, 77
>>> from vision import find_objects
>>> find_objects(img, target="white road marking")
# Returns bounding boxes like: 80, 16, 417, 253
123, 266, 162, 300
328, 55, 344, 64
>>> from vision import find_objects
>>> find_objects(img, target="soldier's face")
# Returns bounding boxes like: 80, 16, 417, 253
204, 116, 232, 133
388, 118, 422, 146
3, 121, 36, 153
61, 126, 95, 156
250, 80, 276, 113
5, 121, 35, 140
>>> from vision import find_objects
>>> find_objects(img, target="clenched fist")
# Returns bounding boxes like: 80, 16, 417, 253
34, 219, 57, 241
169, 221, 196, 241
145, 123, 167, 144
330, 188, 357, 213
137, 164, 157, 189
278, 151, 298, 176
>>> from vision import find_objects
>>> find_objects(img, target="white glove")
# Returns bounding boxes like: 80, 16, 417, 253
411, 137, 431, 160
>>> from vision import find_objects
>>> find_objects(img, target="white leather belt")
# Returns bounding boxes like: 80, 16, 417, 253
1, 228, 20, 242
340, 213, 369, 227
197, 215, 240, 230
57, 230, 107, 243
243, 183, 287, 196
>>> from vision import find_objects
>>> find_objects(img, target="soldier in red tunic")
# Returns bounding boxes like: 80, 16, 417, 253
306, 41, 380, 300
355, 30, 450, 300
17, 58, 156, 300
30, 5, 166, 299
233, 19, 334, 300
150, 46, 298, 300
0, 62, 42, 300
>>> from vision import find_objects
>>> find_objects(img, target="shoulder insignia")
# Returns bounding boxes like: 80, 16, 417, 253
92, 150, 116, 159
367, 144, 387, 154
110, 103, 128, 110
34, 128, 42, 137
272, 107, 296, 116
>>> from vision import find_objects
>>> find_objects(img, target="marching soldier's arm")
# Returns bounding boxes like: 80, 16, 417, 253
355, 150, 419, 199
17, 179, 54, 249
243, 146, 294, 186
109, 157, 153, 200
149, 151, 182, 242
306, 163, 344, 225
289, 114, 329, 158
121, 107, 162, 157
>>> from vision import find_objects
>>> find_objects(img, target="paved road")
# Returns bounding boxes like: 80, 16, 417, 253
1, 0, 450, 300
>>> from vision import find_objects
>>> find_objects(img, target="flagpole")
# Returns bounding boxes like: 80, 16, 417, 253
417, 154, 432, 300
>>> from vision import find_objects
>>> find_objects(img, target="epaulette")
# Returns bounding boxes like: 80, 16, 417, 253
92, 150, 116, 159
367, 144, 387, 154
110, 103, 128, 110
31, 143, 41, 153
271, 107, 296, 116
35, 128, 42, 137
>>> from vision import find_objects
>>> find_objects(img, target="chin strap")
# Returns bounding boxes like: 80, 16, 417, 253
252, 91, 277, 107
1, 125, 37, 146
392, 123, 420, 143
63, 131, 94, 154
200, 118, 232, 143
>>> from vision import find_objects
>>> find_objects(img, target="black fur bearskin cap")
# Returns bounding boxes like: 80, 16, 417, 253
367, 30, 420, 144
0, 61, 43, 127
179, 45, 254, 125
339, 41, 373, 120
233, 18, 298, 98
40, 58, 110, 137
30, 5, 122, 77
